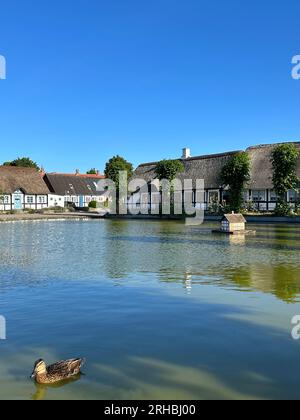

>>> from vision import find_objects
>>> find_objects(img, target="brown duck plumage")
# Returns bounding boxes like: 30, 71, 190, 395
31, 358, 85, 384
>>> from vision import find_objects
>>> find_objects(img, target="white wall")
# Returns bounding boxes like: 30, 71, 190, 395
48, 195, 65, 208
0, 194, 48, 211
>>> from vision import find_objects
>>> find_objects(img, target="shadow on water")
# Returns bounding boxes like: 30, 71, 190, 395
31, 375, 82, 400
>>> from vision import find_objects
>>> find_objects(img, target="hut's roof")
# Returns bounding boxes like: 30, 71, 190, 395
0, 166, 50, 194
222, 213, 246, 224
44, 173, 104, 196
134, 142, 300, 190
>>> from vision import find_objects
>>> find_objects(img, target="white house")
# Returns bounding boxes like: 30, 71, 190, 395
134, 143, 300, 212
0, 166, 49, 211
44, 172, 107, 208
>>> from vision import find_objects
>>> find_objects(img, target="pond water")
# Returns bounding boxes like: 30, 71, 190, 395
0, 219, 300, 400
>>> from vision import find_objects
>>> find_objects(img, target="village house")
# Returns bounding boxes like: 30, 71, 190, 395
133, 142, 300, 212
0, 166, 50, 211
43, 171, 107, 208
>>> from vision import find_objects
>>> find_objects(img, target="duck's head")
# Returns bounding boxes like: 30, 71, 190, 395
31, 359, 47, 379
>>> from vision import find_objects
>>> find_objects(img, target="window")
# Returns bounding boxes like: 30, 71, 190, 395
269, 190, 278, 202
252, 190, 266, 202
38, 196, 46, 204
288, 190, 298, 203
0, 195, 9, 204
27, 196, 34, 204
208, 191, 219, 204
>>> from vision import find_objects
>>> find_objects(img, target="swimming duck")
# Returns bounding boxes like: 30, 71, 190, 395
31, 358, 85, 384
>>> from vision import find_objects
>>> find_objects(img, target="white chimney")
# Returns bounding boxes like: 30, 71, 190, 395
182, 148, 191, 159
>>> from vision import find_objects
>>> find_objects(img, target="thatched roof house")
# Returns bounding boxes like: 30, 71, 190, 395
0, 166, 49, 194
134, 150, 241, 189
134, 142, 300, 190
0, 166, 50, 211
134, 142, 300, 210
247, 143, 300, 189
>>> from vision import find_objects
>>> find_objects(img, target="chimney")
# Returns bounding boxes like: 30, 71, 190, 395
75, 169, 80, 175
39, 166, 46, 177
96, 170, 100, 176
182, 148, 191, 159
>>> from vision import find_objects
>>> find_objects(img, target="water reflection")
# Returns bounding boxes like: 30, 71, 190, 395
221, 264, 300, 303
0, 220, 300, 399
31, 375, 82, 400
0, 220, 299, 302
229, 235, 246, 246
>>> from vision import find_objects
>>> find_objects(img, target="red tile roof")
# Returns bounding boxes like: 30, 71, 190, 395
48, 173, 106, 179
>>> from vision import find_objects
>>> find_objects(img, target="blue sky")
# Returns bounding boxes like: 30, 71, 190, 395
0, 0, 300, 172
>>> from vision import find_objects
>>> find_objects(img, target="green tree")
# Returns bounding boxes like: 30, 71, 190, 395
3, 157, 40, 170
86, 168, 97, 175
154, 159, 184, 182
221, 152, 251, 212
104, 156, 133, 189
271, 143, 299, 202
155, 159, 185, 216
104, 156, 133, 214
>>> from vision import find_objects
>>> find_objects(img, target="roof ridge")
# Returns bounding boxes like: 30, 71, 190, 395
246, 141, 300, 151
137, 150, 242, 168
47, 172, 105, 178
0, 165, 38, 171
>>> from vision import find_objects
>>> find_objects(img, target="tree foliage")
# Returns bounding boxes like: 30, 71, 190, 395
271, 143, 299, 201
3, 157, 40, 170
221, 152, 251, 212
155, 159, 184, 182
104, 156, 133, 189
86, 168, 97, 175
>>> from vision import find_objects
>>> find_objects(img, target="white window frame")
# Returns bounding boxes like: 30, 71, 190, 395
288, 190, 298, 203
0, 195, 10, 204
252, 190, 266, 202
269, 190, 278, 202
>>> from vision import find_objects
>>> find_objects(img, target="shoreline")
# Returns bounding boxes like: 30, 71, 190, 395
0, 212, 102, 223
1, 212, 300, 224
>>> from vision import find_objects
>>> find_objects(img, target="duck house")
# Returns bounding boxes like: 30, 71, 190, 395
221, 213, 246, 233
213, 213, 255, 235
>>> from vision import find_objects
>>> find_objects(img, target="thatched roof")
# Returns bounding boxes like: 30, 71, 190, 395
44, 173, 104, 196
247, 142, 300, 189
134, 142, 300, 190
222, 213, 246, 224
134, 151, 241, 189
0, 166, 50, 194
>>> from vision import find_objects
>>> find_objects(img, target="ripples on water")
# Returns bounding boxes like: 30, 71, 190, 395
0, 220, 300, 400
